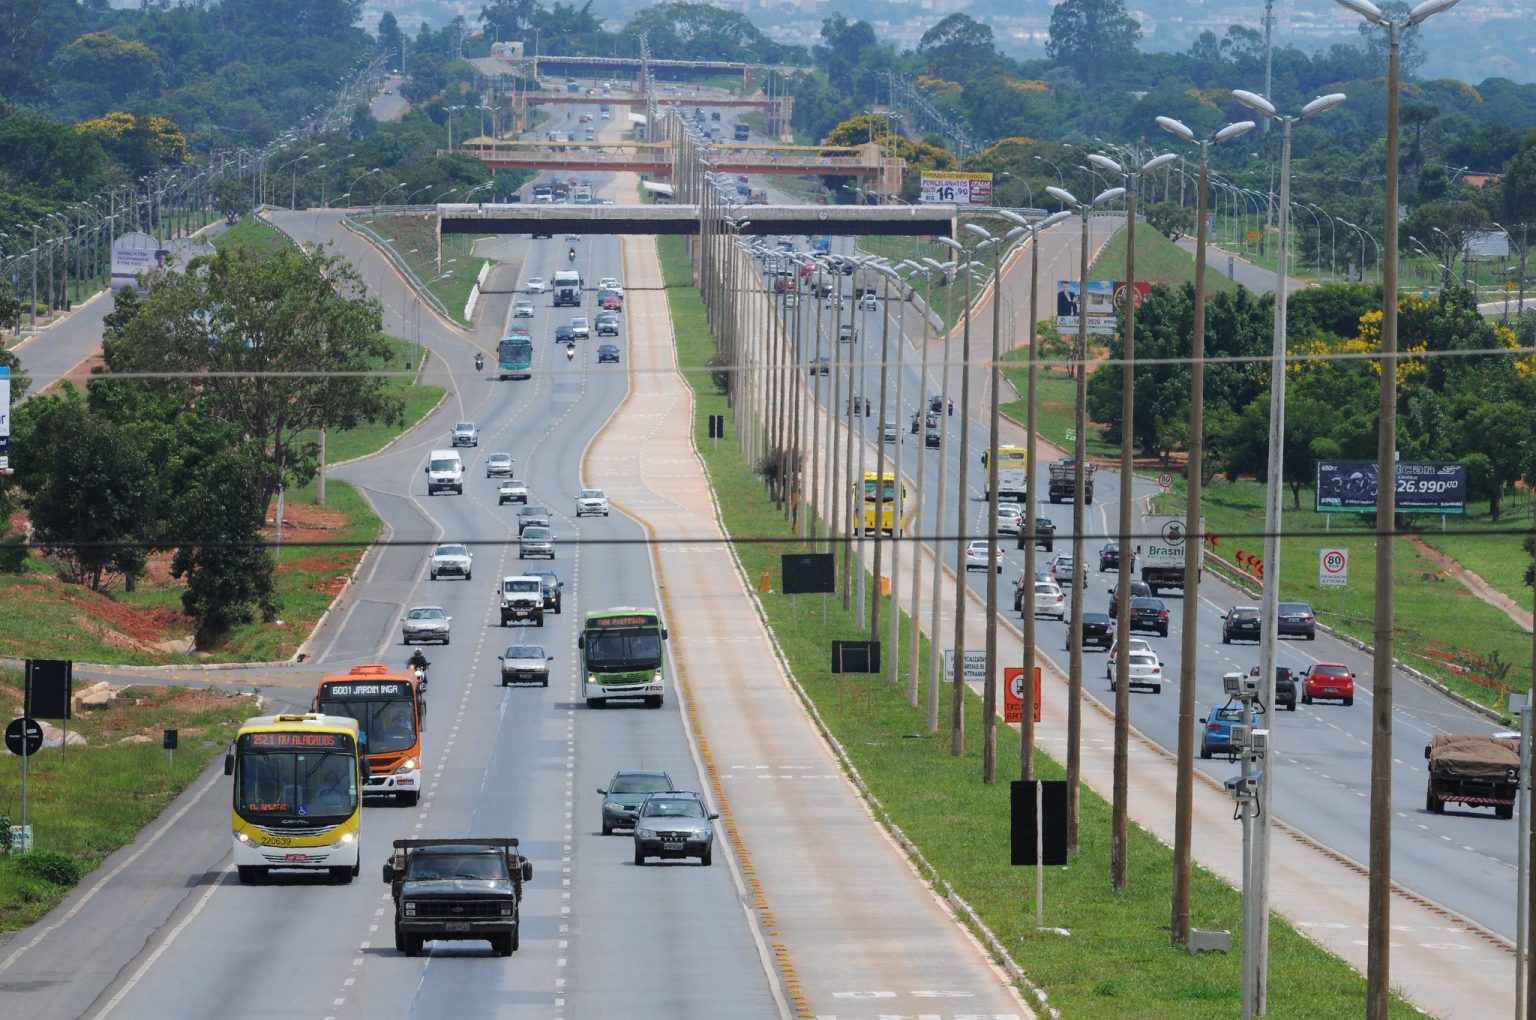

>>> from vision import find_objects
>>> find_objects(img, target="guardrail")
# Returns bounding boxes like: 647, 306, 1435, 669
343, 216, 453, 323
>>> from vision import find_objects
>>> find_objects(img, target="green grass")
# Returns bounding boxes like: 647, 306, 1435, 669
214, 217, 295, 254
354, 213, 490, 326
293, 336, 445, 466
0, 681, 253, 930
999, 347, 1121, 462
1152, 478, 1531, 717
657, 233, 1418, 1018
1413, 497, 1535, 609
1092, 226, 1240, 297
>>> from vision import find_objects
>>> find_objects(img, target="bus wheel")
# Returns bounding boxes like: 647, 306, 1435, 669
330, 866, 353, 884
237, 866, 266, 884
644, 696, 663, 709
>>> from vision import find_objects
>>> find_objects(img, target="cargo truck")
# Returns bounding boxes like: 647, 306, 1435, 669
1424, 734, 1519, 818
1047, 457, 1095, 503
1138, 514, 1204, 595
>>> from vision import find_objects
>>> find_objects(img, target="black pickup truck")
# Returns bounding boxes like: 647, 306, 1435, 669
383, 838, 533, 957
1015, 516, 1056, 553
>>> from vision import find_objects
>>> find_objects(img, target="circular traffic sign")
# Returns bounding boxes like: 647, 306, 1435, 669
5, 716, 43, 757
1156, 472, 1173, 489
1321, 549, 1347, 574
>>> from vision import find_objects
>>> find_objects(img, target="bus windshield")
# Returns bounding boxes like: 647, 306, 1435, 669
585, 630, 663, 671
235, 749, 357, 821
863, 479, 897, 502
318, 696, 418, 755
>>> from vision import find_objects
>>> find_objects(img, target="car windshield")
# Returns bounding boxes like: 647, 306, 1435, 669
429, 458, 457, 472
489, 454, 511, 464
579, 490, 603, 499
523, 528, 551, 540
408, 852, 506, 882
505, 646, 544, 659
641, 798, 705, 818
236, 749, 357, 819
610, 774, 673, 795
408, 608, 445, 621
455, 422, 473, 431
504, 580, 539, 593
534, 574, 559, 588
435, 545, 467, 557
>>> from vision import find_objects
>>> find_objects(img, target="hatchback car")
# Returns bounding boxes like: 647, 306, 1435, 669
838, 323, 855, 343
554, 324, 575, 344
597, 344, 621, 364
1126, 596, 1170, 636
1018, 516, 1056, 552
1107, 650, 1164, 693
996, 505, 1024, 535
594, 312, 619, 336
1201, 699, 1266, 758
1278, 601, 1317, 640
1050, 554, 1086, 589
1222, 606, 1262, 643
575, 488, 610, 517
485, 452, 514, 477
599, 292, 623, 312
498, 644, 553, 687
402, 606, 451, 645
428, 543, 472, 581
633, 791, 718, 866
599, 276, 623, 294
964, 540, 1002, 573
1248, 664, 1298, 711
1018, 580, 1066, 619
1067, 610, 1115, 651
1301, 662, 1355, 706
569, 316, 590, 339
518, 526, 555, 560
1098, 542, 1129, 571
882, 421, 897, 443
598, 770, 675, 834
809, 356, 830, 376
513, 299, 535, 318
526, 277, 547, 293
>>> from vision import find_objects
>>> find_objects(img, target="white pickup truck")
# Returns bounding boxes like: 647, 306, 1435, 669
574, 488, 610, 517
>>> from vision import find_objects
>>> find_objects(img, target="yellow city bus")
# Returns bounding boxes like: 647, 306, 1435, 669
858, 471, 905, 535
981, 445, 1030, 502
224, 713, 363, 884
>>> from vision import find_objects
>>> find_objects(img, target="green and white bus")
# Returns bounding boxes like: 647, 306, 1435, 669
578, 608, 668, 708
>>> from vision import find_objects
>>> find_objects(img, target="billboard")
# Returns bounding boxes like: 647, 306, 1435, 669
919, 171, 993, 205
164, 236, 215, 272
1053, 280, 1151, 334
1314, 460, 1466, 514
110, 232, 165, 293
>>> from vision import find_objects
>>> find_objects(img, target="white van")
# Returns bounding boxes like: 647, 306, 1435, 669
425, 449, 464, 495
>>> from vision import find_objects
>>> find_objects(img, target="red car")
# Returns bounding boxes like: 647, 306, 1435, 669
600, 293, 623, 312
1301, 662, 1355, 706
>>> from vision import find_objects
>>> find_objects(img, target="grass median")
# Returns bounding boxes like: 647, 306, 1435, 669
657, 233, 1418, 1019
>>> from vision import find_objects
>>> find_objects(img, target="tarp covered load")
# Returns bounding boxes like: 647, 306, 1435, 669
1426, 734, 1520, 778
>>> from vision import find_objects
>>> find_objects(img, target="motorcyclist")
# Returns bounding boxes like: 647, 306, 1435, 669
406, 649, 430, 684
474, 352, 484, 372
565, 342, 575, 362
567, 247, 576, 262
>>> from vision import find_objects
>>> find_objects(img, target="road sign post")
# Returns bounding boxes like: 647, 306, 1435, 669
1320, 547, 1349, 625
5, 716, 42, 850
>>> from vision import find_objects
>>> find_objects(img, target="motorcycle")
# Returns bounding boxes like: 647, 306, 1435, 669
567, 248, 577, 262
565, 342, 575, 362
474, 352, 484, 372
409, 663, 428, 690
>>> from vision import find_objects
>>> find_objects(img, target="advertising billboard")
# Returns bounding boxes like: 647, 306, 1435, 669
110, 232, 165, 293
1314, 460, 1466, 514
1053, 280, 1114, 334
919, 172, 993, 205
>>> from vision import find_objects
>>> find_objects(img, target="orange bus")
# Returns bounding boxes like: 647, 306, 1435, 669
313, 664, 425, 806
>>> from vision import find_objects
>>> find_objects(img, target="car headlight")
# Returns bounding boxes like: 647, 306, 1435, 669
404, 901, 417, 917
636, 828, 656, 839
396, 759, 417, 773
604, 801, 623, 812
587, 674, 596, 685
500, 902, 513, 916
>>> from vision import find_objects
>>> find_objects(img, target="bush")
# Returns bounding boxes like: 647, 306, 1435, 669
16, 849, 82, 887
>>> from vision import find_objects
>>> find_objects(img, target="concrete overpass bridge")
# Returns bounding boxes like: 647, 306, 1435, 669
454, 141, 884, 181
434, 202, 957, 239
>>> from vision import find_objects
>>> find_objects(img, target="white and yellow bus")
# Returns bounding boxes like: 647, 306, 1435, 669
225, 713, 363, 884
858, 471, 905, 535
981, 445, 1030, 503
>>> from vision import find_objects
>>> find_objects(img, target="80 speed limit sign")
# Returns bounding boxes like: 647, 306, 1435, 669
1319, 547, 1349, 587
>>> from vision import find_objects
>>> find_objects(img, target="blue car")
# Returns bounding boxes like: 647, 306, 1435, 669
1200, 700, 1266, 759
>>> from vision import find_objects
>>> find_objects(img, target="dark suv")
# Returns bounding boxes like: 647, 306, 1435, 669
1108, 579, 1151, 618
1247, 665, 1299, 711
1127, 596, 1170, 636
530, 570, 563, 613
1016, 516, 1056, 553
1222, 606, 1262, 644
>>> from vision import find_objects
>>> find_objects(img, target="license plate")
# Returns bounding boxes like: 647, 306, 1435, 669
445, 922, 470, 932
663, 842, 685, 851
284, 852, 306, 861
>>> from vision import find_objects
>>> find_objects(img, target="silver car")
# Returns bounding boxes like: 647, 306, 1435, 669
429, 542, 472, 581
526, 277, 547, 293
485, 452, 513, 477
498, 644, 553, 687
451, 421, 479, 447
513, 299, 535, 318
633, 791, 717, 866
598, 769, 675, 834
518, 526, 554, 560
402, 606, 452, 644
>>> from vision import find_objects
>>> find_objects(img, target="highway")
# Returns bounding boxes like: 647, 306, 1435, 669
767, 222, 1523, 952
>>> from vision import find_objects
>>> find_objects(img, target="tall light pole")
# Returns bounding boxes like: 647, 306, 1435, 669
997, 209, 1069, 780
1156, 112, 1256, 944
922, 256, 962, 733
1088, 148, 1176, 889
899, 259, 930, 705
1233, 86, 1347, 1016
1043, 183, 1124, 848
964, 222, 1023, 782
1335, 2, 1460, 1016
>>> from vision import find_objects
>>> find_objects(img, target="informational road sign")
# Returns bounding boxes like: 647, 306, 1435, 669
943, 649, 989, 684
5, 716, 43, 757
1319, 547, 1349, 587
919, 171, 993, 205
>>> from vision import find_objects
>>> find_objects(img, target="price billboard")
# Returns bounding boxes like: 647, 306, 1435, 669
1314, 460, 1466, 514
919, 172, 993, 205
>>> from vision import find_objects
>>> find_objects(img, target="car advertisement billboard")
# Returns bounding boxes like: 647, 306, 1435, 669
1314, 460, 1466, 514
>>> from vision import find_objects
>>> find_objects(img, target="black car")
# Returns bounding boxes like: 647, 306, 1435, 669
1271, 666, 1299, 711
597, 344, 621, 364
1066, 611, 1116, 651
1098, 542, 1126, 571
1107, 579, 1151, 618
554, 324, 575, 344
531, 570, 563, 613
1015, 516, 1056, 553
1222, 606, 1262, 644
810, 356, 830, 376
531, 230, 553, 239
925, 428, 941, 449
1126, 596, 1170, 636
1277, 601, 1316, 640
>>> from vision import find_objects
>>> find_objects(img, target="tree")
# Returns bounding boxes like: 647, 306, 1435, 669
479, 0, 536, 46
620, 2, 793, 63
816, 14, 876, 94
1046, 0, 1141, 88
1454, 400, 1533, 522
917, 14, 1007, 82
10, 385, 151, 591
53, 32, 161, 105
378, 11, 404, 67
169, 445, 276, 643
106, 244, 403, 520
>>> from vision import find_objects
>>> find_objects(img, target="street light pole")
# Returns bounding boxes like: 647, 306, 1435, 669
936, 238, 978, 753
1156, 112, 1257, 944
1043, 184, 1125, 848
1335, 2, 1460, 1015
1234, 86, 1346, 1016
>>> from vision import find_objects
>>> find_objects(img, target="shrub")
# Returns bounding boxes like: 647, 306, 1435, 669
16, 849, 82, 887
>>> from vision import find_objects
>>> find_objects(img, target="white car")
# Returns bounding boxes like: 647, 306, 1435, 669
996, 505, 1024, 535
526, 277, 548, 293
859, 293, 879, 311
513, 299, 535, 318
598, 276, 623, 295
574, 488, 610, 517
1031, 582, 1067, 620
497, 478, 529, 505
402, 606, 452, 644
429, 542, 473, 581
485, 452, 513, 477
570, 316, 590, 339
1106, 638, 1155, 674
1107, 650, 1164, 693
1051, 554, 1087, 588
963, 540, 1002, 573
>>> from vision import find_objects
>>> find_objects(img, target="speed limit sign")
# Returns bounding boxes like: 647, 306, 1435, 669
1319, 547, 1348, 587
